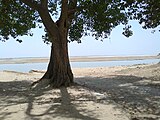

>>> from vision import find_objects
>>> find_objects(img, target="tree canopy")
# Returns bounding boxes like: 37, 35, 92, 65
0, 0, 159, 43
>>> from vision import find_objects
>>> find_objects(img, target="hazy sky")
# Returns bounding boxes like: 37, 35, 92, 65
0, 21, 160, 58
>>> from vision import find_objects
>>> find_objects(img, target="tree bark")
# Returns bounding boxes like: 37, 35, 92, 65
32, 35, 74, 88
43, 42, 73, 87
43, 16, 74, 87
30, 0, 76, 88
31, 8, 74, 88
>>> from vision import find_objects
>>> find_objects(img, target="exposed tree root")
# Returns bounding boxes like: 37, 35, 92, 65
30, 76, 74, 90
30, 79, 51, 90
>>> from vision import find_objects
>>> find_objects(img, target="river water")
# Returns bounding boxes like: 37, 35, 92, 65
0, 59, 159, 72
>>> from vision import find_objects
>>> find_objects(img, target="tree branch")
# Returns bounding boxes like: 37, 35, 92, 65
68, 0, 77, 23
38, 6, 60, 44
59, 0, 68, 28
20, 0, 60, 44
40, 0, 48, 8
68, 0, 77, 10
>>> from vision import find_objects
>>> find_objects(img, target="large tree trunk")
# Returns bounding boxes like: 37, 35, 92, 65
32, 31, 74, 88
42, 41, 74, 88
30, 1, 75, 89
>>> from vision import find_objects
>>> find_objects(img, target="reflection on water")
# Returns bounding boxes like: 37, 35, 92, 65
0, 59, 159, 72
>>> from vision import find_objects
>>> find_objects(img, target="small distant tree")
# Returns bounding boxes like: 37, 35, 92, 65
0, 0, 159, 88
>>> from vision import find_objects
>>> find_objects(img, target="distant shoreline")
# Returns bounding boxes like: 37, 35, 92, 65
0, 55, 159, 64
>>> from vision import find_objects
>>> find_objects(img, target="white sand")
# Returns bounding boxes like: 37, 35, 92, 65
0, 63, 160, 120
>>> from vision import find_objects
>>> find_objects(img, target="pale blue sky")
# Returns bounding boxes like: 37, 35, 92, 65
0, 21, 160, 58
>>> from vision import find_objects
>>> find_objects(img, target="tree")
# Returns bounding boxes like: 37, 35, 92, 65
0, 0, 160, 88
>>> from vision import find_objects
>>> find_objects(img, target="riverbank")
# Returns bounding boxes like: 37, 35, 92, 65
0, 63, 160, 120
0, 55, 159, 64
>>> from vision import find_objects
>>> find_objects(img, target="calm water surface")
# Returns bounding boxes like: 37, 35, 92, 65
0, 59, 159, 72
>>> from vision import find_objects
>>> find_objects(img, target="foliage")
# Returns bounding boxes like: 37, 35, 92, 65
69, 0, 129, 42
124, 0, 160, 29
0, 0, 37, 42
0, 0, 159, 43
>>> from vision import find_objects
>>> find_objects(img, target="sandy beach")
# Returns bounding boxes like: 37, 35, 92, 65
0, 59, 160, 120
0, 55, 159, 64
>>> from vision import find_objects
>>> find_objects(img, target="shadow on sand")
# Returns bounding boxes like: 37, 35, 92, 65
0, 73, 159, 120
0, 79, 99, 120
76, 74, 160, 120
